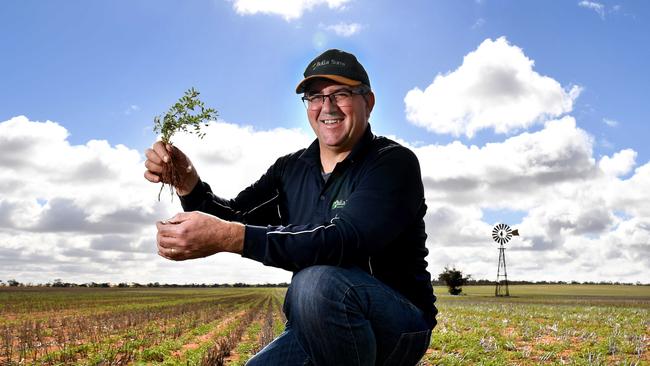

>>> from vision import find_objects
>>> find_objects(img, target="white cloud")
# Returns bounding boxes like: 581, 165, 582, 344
607, 162, 650, 218
322, 22, 362, 37
415, 116, 596, 209
1, 115, 649, 284
579, 1, 606, 19
231, 0, 352, 21
599, 149, 636, 177
603, 118, 619, 127
0, 116, 309, 285
404, 37, 582, 138
408, 115, 649, 283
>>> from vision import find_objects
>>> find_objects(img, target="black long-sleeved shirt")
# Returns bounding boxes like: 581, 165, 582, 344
180, 125, 437, 327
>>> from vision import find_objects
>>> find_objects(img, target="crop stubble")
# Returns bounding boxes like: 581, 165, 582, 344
0, 285, 647, 365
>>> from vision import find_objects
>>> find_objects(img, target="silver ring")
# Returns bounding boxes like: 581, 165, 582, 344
171, 248, 176, 254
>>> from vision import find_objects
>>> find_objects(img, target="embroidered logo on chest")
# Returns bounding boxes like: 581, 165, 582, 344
331, 199, 347, 210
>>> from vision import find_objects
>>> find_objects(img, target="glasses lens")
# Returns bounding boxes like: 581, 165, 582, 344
303, 95, 322, 110
302, 90, 361, 110
333, 92, 352, 107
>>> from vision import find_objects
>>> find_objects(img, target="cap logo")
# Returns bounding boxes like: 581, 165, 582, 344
312, 59, 346, 70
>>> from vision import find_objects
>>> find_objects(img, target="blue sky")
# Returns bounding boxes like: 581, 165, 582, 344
1, 0, 649, 284
3, 1, 648, 155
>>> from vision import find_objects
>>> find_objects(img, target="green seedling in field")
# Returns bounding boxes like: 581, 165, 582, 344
153, 87, 218, 201
1, 287, 647, 365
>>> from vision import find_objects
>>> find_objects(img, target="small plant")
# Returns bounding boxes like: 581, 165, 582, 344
153, 87, 218, 201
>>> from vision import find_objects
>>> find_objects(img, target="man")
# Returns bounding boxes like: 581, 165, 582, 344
144, 49, 437, 365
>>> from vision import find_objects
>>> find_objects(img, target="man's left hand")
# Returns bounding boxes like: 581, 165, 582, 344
156, 211, 245, 261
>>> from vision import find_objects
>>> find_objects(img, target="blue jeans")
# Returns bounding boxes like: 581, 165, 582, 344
246, 265, 433, 366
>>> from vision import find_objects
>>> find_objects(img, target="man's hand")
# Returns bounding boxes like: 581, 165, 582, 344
156, 212, 245, 261
144, 141, 199, 196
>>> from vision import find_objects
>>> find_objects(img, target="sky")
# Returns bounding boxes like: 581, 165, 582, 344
1, 0, 649, 285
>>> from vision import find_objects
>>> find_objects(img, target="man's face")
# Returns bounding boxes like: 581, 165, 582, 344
305, 79, 374, 155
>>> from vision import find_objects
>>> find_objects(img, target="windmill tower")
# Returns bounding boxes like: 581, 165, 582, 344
492, 224, 519, 297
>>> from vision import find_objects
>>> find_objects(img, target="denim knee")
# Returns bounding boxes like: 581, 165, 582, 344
285, 265, 349, 319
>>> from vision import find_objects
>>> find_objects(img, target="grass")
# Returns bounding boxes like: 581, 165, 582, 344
425, 285, 649, 365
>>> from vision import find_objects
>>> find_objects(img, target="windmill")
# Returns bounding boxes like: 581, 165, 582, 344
492, 223, 519, 297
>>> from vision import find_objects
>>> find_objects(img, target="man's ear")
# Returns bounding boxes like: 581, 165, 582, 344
365, 91, 375, 118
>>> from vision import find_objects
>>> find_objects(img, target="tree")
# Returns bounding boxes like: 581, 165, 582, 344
52, 278, 65, 287
438, 267, 471, 295
7, 279, 20, 287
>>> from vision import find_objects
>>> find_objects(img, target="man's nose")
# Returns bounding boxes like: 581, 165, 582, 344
321, 95, 339, 113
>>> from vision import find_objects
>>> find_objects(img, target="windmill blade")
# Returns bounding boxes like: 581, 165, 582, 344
492, 223, 517, 245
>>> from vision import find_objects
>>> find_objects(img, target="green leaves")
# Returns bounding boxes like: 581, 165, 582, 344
153, 87, 218, 144
439, 266, 471, 295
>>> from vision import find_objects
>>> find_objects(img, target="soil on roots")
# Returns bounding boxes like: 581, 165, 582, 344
158, 145, 184, 201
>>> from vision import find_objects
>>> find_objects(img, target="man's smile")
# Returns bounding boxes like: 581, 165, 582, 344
321, 118, 343, 125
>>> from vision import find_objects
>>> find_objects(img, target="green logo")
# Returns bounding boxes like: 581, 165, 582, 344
331, 199, 347, 209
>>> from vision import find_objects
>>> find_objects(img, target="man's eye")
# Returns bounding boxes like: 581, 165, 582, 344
309, 95, 324, 102
333, 92, 351, 99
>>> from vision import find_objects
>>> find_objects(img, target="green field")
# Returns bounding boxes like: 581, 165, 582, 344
428, 285, 649, 365
0, 285, 648, 365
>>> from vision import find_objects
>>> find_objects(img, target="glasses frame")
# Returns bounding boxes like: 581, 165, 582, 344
301, 87, 369, 110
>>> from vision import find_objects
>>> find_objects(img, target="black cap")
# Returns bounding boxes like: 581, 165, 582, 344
295, 49, 370, 93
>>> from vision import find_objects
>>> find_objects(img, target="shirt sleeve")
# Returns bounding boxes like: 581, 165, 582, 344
242, 146, 426, 272
179, 157, 284, 226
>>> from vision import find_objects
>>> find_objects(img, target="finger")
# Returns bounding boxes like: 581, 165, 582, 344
158, 245, 181, 260
167, 212, 192, 224
144, 159, 163, 174
157, 247, 179, 260
145, 148, 164, 165
157, 235, 171, 259
157, 249, 168, 259
156, 221, 180, 236
156, 233, 185, 259
156, 231, 172, 247
144, 170, 160, 183
153, 141, 170, 163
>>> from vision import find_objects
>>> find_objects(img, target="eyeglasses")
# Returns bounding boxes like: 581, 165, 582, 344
301, 88, 367, 110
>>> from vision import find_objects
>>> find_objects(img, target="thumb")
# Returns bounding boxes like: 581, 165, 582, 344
166, 212, 192, 224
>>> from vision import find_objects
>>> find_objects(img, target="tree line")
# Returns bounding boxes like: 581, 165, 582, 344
0, 279, 290, 288
430, 278, 648, 286
1, 275, 647, 290
434, 267, 648, 296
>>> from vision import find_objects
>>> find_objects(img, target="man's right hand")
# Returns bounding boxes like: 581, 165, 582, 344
144, 141, 199, 196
